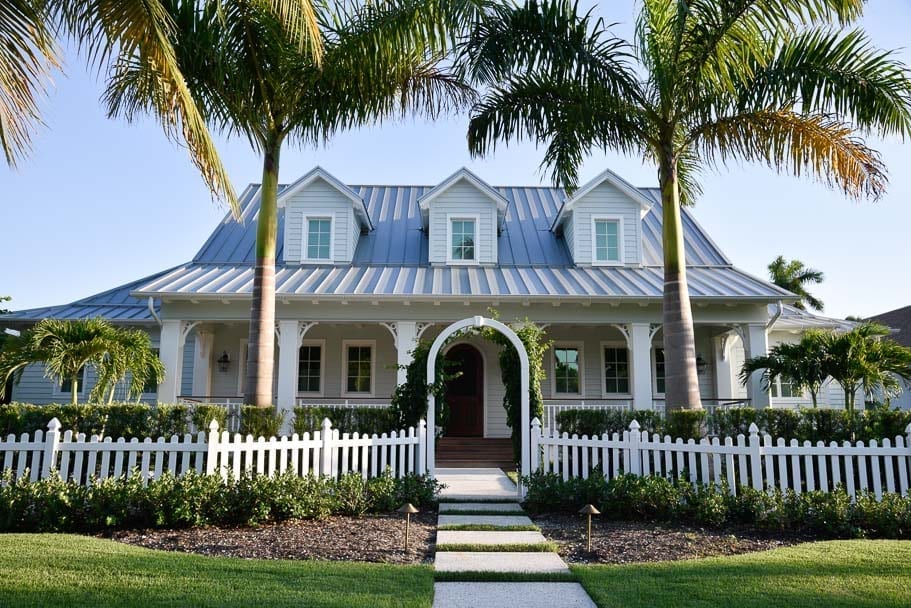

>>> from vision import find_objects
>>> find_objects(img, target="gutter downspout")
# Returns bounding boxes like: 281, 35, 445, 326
766, 300, 783, 330
148, 297, 162, 326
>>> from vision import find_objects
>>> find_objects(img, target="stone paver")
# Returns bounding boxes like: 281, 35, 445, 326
432, 583, 596, 608
438, 514, 534, 528
436, 530, 547, 546
437, 468, 517, 499
439, 502, 524, 513
434, 552, 569, 574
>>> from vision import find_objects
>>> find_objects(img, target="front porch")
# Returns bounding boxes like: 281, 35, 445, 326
158, 314, 774, 440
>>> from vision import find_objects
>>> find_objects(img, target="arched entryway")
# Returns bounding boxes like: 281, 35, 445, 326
444, 344, 485, 437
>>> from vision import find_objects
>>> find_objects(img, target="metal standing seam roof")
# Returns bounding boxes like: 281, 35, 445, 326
2, 178, 792, 322
771, 303, 857, 331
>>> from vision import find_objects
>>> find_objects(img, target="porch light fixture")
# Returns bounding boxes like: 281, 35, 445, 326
696, 354, 708, 375
397, 503, 419, 550
217, 351, 231, 373
579, 504, 601, 552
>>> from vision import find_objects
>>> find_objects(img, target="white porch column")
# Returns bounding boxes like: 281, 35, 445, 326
741, 323, 770, 408
158, 320, 184, 404
276, 320, 301, 420
395, 321, 419, 387
630, 323, 653, 411
191, 330, 214, 398
713, 333, 735, 400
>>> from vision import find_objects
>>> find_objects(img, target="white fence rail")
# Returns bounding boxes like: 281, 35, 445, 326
0, 418, 426, 486
531, 419, 911, 500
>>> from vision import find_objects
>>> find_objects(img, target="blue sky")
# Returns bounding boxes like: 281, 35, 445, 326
1, 1, 909, 319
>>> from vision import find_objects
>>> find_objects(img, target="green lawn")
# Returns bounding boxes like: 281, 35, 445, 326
573, 540, 911, 608
0, 534, 433, 607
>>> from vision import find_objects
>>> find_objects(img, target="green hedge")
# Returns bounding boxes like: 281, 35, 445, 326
710, 407, 911, 443
292, 406, 398, 436
521, 471, 911, 539
553, 409, 702, 440
0, 470, 441, 533
0, 403, 229, 438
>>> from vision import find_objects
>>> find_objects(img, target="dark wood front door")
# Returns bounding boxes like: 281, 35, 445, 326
445, 344, 484, 437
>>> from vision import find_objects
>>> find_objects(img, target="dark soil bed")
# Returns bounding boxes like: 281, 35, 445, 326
532, 513, 801, 564
107, 511, 438, 564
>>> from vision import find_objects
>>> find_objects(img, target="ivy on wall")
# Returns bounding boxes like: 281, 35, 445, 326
389, 339, 459, 437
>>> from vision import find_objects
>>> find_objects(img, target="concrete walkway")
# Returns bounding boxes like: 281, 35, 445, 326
432, 468, 596, 608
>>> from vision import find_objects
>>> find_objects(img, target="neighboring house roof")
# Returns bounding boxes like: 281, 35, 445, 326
770, 303, 856, 332
2, 175, 793, 321
868, 305, 911, 347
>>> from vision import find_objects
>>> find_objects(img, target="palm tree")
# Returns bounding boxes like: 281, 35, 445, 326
740, 330, 829, 407
108, 0, 473, 405
2, 0, 322, 213
768, 256, 825, 311
460, 0, 911, 410
0, 318, 163, 405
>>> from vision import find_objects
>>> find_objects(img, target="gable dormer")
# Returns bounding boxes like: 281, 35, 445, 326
279, 167, 372, 264
419, 168, 508, 265
551, 168, 652, 266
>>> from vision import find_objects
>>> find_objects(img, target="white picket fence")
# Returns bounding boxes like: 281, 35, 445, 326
0, 418, 427, 486
531, 419, 911, 500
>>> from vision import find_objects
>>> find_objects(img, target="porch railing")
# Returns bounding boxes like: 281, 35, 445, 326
543, 400, 631, 433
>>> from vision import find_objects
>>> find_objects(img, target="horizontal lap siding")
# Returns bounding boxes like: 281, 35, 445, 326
428, 181, 498, 264
571, 183, 641, 265
282, 179, 356, 263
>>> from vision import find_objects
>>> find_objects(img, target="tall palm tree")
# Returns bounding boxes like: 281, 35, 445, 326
1, 0, 322, 213
768, 256, 825, 311
0, 318, 163, 405
109, 0, 474, 405
460, 0, 911, 410
740, 330, 829, 407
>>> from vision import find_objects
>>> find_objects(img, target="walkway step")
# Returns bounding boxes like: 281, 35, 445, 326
436, 467, 517, 500
439, 502, 524, 513
432, 583, 596, 608
438, 515, 534, 528
434, 552, 569, 574
436, 530, 548, 547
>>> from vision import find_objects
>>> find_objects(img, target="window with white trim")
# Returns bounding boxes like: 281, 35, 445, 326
450, 218, 477, 261
297, 343, 322, 394
654, 348, 666, 394
553, 346, 581, 394
59, 366, 87, 395
306, 217, 332, 260
603, 347, 630, 394
770, 376, 798, 398
344, 343, 373, 394
593, 219, 621, 263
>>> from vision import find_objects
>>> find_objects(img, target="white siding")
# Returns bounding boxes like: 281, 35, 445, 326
282, 178, 357, 264
427, 181, 498, 264
569, 182, 642, 265
563, 217, 575, 260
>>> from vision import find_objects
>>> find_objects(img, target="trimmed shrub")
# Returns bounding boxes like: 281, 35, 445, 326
240, 406, 284, 437
292, 406, 398, 436
0, 469, 440, 533
553, 409, 663, 438
663, 410, 706, 441
190, 404, 228, 432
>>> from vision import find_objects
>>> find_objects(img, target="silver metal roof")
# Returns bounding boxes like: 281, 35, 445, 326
3, 177, 791, 321
770, 303, 856, 331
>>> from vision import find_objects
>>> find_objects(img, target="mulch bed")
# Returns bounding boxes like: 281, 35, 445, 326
532, 513, 800, 564
107, 511, 438, 564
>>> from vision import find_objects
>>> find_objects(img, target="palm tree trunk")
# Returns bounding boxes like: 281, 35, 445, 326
659, 150, 702, 411
71, 374, 78, 405
244, 133, 282, 406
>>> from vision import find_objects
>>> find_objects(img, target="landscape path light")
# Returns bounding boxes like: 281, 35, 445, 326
579, 504, 601, 552
397, 503, 419, 550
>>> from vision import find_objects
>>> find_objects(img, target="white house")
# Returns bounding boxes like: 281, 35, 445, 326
4, 166, 861, 439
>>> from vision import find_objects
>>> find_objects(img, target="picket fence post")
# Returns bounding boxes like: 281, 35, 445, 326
42, 418, 62, 479
205, 420, 220, 475
530, 418, 542, 473
320, 418, 332, 477
628, 420, 642, 476
417, 419, 426, 475
748, 423, 763, 491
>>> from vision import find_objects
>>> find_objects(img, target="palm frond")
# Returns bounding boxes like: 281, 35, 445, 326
689, 108, 887, 200
0, 0, 58, 167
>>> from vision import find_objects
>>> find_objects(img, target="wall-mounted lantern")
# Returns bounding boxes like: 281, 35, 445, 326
217, 351, 231, 373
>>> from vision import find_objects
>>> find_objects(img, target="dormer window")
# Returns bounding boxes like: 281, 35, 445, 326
449, 216, 478, 262
305, 217, 332, 260
593, 217, 622, 264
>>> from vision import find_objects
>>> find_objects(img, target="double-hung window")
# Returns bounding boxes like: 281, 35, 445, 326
59, 366, 87, 395
449, 218, 477, 262
553, 346, 581, 395
593, 218, 621, 263
298, 342, 323, 394
344, 342, 374, 395
654, 348, 666, 394
770, 377, 798, 398
306, 217, 332, 260
602, 346, 630, 394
